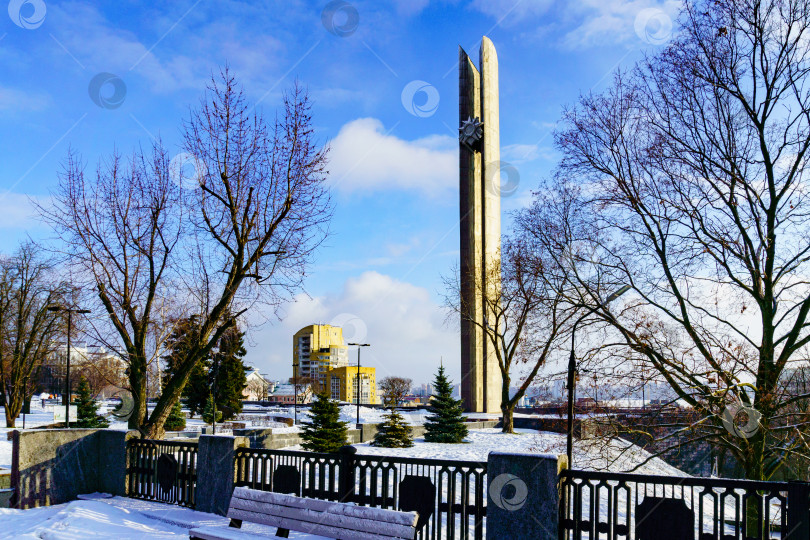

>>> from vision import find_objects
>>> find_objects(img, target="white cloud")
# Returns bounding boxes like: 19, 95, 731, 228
0, 87, 51, 112
46, 4, 284, 94
244, 271, 460, 385
327, 118, 457, 196
470, 0, 553, 24
560, 0, 681, 49
393, 0, 431, 16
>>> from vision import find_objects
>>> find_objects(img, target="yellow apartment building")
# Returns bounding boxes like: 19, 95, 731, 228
327, 365, 378, 405
293, 324, 349, 389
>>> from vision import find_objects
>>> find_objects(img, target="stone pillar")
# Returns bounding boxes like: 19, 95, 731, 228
459, 37, 503, 413
195, 435, 248, 516
479, 36, 503, 414
459, 45, 484, 413
486, 452, 566, 540
97, 430, 139, 497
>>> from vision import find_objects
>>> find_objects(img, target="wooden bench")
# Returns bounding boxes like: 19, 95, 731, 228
189, 487, 419, 540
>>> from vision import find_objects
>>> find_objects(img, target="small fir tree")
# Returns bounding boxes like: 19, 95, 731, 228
301, 389, 348, 452
74, 376, 110, 428
210, 327, 249, 421
162, 316, 209, 417
372, 408, 413, 448
163, 318, 249, 419
201, 394, 222, 425
424, 365, 468, 443
164, 399, 186, 431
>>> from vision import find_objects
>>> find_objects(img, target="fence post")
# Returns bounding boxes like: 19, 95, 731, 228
195, 435, 248, 515
338, 445, 357, 503
787, 481, 810, 540
487, 452, 566, 540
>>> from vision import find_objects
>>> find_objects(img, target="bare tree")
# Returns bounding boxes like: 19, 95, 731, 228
73, 353, 127, 398
289, 375, 319, 403
552, 0, 810, 480
378, 376, 412, 409
43, 69, 331, 437
245, 376, 268, 401
0, 243, 66, 427
444, 230, 577, 433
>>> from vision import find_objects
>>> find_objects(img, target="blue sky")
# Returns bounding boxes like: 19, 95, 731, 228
0, 0, 680, 386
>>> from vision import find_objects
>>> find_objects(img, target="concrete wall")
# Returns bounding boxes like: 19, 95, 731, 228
9, 428, 137, 509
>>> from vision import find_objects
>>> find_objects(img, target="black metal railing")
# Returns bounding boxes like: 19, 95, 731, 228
126, 439, 198, 507
234, 447, 487, 540
234, 447, 341, 501
559, 469, 810, 540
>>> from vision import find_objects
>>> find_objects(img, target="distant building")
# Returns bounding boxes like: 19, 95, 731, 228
268, 383, 310, 404
39, 342, 126, 398
327, 365, 378, 405
243, 370, 270, 400
399, 395, 424, 407
780, 365, 810, 405
293, 324, 349, 389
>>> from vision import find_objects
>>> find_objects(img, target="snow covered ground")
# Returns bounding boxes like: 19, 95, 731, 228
283, 428, 686, 475
1, 398, 685, 476
0, 494, 330, 539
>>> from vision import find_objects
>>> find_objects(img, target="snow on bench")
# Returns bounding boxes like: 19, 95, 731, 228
189, 487, 419, 540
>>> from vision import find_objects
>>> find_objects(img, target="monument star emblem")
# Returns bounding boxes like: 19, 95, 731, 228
459, 116, 484, 151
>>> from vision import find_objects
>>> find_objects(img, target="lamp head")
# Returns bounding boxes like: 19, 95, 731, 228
604, 285, 631, 304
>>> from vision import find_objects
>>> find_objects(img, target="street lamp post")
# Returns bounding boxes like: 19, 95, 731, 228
567, 285, 629, 467
47, 305, 91, 428
348, 343, 370, 427
293, 359, 299, 425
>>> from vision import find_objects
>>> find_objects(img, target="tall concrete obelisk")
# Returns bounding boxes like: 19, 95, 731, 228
459, 37, 502, 413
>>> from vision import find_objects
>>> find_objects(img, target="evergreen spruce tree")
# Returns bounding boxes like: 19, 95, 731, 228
184, 361, 210, 417
300, 389, 348, 452
163, 318, 249, 419
424, 365, 468, 443
372, 408, 413, 448
211, 327, 249, 421
164, 399, 186, 431
74, 376, 110, 428
162, 316, 210, 417
201, 394, 222, 425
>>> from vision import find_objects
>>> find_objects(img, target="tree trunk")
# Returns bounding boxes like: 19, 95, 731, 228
5, 393, 21, 429
127, 359, 148, 432
501, 404, 514, 433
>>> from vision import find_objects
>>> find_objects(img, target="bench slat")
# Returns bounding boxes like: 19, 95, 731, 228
228, 507, 416, 540
231, 487, 417, 527
228, 499, 418, 539
188, 525, 268, 540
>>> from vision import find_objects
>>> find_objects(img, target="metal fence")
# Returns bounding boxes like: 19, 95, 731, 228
234, 447, 487, 540
559, 469, 810, 540
126, 439, 198, 507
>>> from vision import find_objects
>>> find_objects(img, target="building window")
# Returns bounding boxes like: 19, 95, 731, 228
331, 376, 341, 401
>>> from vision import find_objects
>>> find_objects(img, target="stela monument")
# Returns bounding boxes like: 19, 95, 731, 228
458, 37, 502, 413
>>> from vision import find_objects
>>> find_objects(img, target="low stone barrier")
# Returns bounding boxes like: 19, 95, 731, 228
8, 428, 139, 509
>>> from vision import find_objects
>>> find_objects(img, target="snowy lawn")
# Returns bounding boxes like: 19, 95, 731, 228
0, 494, 330, 539
349, 428, 688, 476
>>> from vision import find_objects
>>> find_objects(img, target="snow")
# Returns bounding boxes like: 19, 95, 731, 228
284, 428, 686, 476
0, 495, 330, 539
